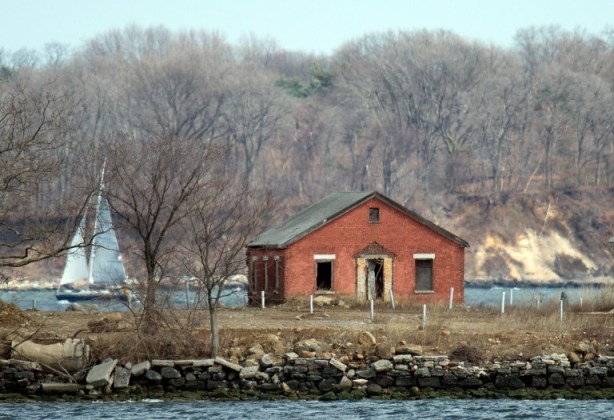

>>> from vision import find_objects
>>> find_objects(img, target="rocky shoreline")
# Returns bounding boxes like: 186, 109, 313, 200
3, 348, 614, 402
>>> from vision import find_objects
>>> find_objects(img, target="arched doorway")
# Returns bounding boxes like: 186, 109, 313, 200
355, 242, 395, 302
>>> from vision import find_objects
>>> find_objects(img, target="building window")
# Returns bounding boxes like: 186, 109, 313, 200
415, 259, 433, 292
369, 207, 380, 223
316, 261, 333, 291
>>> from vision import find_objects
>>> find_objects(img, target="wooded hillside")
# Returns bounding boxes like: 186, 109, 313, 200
1, 25, 613, 283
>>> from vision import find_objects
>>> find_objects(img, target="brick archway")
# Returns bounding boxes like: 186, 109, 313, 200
354, 242, 395, 302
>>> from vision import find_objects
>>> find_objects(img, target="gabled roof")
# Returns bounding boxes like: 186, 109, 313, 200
248, 191, 469, 249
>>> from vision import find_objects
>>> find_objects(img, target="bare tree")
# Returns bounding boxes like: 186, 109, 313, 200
564, 72, 613, 185
121, 43, 228, 143
178, 177, 271, 356
533, 66, 573, 189
104, 133, 227, 334
471, 54, 527, 194
335, 33, 417, 195
0, 74, 89, 273
223, 68, 286, 186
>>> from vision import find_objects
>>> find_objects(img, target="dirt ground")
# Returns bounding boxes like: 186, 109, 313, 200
2, 299, 613, 364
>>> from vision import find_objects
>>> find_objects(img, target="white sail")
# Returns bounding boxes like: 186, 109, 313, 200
58, 161, 127, 301
88, 191, 126, 286
59, 213, 90, 287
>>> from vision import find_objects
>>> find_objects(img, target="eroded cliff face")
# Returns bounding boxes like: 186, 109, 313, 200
442, 188, 614, 285
467, 230, 607, 284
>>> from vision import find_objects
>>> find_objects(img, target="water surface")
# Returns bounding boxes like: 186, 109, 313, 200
0, 398, 611, 419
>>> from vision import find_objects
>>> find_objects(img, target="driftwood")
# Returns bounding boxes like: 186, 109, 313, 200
11, 338, 90, 373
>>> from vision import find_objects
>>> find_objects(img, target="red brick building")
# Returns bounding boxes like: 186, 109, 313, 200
246, 191, 468, 304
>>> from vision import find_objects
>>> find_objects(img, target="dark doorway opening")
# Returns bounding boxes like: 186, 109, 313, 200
367, 258, 384, 299
316, 261, 333, 291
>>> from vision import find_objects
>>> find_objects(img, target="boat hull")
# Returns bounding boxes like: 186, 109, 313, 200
56, 289, 129, 303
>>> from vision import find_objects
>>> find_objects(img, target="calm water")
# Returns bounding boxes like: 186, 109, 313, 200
463, 285, 608, 308
0, 287, 248, 312
0, 399, 611, 419
0, 286, 604, 312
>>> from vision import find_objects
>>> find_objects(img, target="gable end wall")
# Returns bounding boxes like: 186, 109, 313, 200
275, 197, 464, 303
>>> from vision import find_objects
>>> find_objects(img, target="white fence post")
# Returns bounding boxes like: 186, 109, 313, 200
559, 299, 564, 321
309, 295, 314, 314
261, 290, 265, 309
422, 304, 427, 330
370, 299, 374, 321
389, 289, 395, 309
501, 291, 506, 315
449, 287, 454, 310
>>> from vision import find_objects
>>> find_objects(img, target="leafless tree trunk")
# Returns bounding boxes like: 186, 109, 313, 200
177, 174, 271, 356
0, 73, 93, 273
105, 133, 226, 334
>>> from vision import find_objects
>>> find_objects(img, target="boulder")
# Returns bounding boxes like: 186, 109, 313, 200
567, 351, 582, 363
214, 356, 242, 372
299, 350, 316, 358
574, 342, 594, 354
414, 367, 431, 377
295, 338, 322, 353
263, 334, 286, 353
376, 343, 393, 359
260, 353, 284, 368
366, 383, 383, 396
329, 358, 347, 372
193, 359, 215, 367
338, 375, 353, 390
11, 338, 90, 373
131, 360, 151, 376
144, 369, 162, 383
86, 358, 118, 387
113, 366, 131, 389
247, 344, 265, 359
160, 366, 182, 379
357, 331, 376, 346
371, 359, 393, 372
240, 365, 260, 379
152, 360, 175, 367
395, 343, 423, 356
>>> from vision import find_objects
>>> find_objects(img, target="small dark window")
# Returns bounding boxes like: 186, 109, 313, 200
415, 259, 433, 291
369, 207, 380, 223
316, 261, 333, 291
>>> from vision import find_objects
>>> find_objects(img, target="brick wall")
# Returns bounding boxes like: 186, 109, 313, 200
246, 247, 287, 304
248, 197, 465, 304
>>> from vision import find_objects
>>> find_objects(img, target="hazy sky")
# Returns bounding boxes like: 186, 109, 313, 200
3, 0, 613, 55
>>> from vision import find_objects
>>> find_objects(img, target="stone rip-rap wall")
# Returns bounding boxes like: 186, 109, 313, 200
2, 351, 614, 401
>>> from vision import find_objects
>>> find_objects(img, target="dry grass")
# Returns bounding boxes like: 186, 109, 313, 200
4, 295, 614, 364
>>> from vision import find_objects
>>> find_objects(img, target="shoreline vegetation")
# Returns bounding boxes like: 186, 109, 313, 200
0, 288, 613, 402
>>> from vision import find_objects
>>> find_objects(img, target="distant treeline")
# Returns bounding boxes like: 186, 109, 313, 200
1, 25, 613, 217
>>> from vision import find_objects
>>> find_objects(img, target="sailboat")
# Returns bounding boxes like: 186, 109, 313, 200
56, 164, 129, 302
